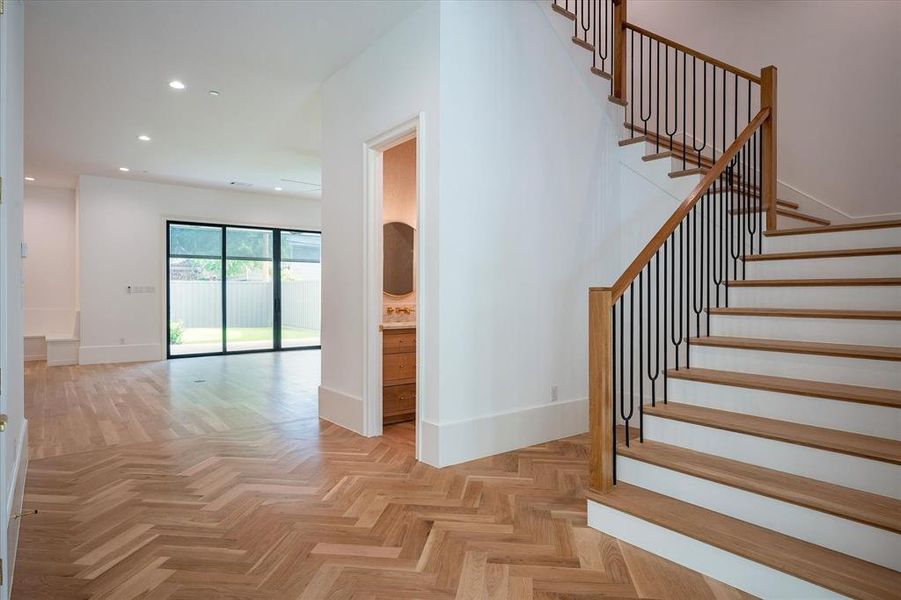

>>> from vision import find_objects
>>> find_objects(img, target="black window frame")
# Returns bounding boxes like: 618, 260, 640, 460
166, 219, 321, 359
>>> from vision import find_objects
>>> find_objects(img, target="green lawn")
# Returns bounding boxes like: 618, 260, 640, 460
177, 326, 318, 344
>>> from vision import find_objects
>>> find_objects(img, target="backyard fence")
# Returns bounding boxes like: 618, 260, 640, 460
170, 280, 321, 331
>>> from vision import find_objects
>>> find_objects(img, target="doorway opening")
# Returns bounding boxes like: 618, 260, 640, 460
166, 220, 321, 358
364, 115, 424, 458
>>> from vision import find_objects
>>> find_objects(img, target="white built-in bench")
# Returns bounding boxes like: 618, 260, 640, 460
24, 310, 80, 366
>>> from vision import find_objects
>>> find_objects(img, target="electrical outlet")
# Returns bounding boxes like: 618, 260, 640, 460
550, 385, 558, 403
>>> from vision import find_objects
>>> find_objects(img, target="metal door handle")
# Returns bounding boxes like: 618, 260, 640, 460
0, 414, 7, 432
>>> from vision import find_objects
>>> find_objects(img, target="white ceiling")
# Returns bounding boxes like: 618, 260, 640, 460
25, 0, 422, 197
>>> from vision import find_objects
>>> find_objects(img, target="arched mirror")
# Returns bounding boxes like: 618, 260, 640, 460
383, 221, 415, 296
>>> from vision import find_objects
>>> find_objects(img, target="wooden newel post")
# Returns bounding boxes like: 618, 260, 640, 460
588, 287, 614, 493
612, 0, 627, 102
760, 65, 778, 231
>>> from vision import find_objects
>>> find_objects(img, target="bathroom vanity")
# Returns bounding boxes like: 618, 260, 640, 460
382, 324, 416, 425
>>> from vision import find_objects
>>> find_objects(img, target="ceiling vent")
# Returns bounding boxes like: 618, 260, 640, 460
229, 181, 253, 188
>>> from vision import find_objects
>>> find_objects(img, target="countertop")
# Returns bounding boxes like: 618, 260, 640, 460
381, 322, 416, 331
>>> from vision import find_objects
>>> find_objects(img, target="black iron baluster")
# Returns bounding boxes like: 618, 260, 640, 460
612, 298, 618, 481
640, 34, 651, 139
630, 29, 635, 137
681, 50, 687, 168
655, 39, 661, 152
662, 238, 669, 404
648, 250, 661, 407
638, 271, 644, 442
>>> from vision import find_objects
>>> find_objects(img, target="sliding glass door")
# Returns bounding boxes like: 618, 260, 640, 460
167, 221, 320, 358
280, 231, 321, 348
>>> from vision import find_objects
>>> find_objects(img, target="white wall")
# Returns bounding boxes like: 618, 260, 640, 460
430, 0, 624, 465
319, 2, 440, 435
629, 0, 901, 220
0, 1, 27, 596
77, 176, 320, 364
23, 185, 77, 337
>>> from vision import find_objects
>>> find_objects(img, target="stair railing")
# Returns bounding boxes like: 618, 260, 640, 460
561, 0, 780, 493
553, 0, 778, 231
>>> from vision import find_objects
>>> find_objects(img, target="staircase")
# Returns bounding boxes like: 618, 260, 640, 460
549, 1, 901, 597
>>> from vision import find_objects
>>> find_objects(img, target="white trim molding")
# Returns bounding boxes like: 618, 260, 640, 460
362, 113, 430, 462
423, 397, 588, 468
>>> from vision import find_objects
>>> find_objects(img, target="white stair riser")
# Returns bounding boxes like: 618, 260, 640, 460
709, 314, 901, 346
690, 344, 901, 389
728, 284, 901, 310
765, 227, 901, 253
587, 500, 845, 599
747, 254, 901, 279
667, 377, 901, 439
644, 415, 901, 498
618, 457, 901, 570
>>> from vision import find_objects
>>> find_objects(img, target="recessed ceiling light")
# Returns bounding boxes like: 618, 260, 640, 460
25, 176, 35, 182
168, 80, 185, 90
137, 134, 151, 142
119, 167, 130, 172
209, 90, 220, 96
274, 186, 283, 191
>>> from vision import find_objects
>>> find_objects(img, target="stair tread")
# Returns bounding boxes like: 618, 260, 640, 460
765, 218, 901, 236
730, 206, 831, 225
777, 208, 831, 226
745, 246, 901, 261
707, 307, 901, 321
777, 198, 800, 209
667, 367, 901, 408
644, 402, 901, 464
728, 276, 901, 286
689, 335, 901, 361
588, 483, 901, 600
617, 438, 901, 532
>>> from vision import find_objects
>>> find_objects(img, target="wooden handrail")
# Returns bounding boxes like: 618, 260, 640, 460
609, 107, 771, 300
624, 22, 761, 84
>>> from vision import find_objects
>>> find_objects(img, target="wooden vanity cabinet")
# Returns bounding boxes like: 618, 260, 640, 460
383, 327, 416, 424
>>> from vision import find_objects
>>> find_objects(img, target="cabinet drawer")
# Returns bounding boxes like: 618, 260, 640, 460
384, 383, 416, 419
383, 351, 416, 383
383, 329, 416, 354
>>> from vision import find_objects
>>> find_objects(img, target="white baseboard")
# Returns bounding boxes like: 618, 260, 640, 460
24, 336, 46, 362
6, 419, 28, 594
318, 385, 364, 434
78, 343, 162, 365
587, 499, 843, 599
424, 397, 588, 468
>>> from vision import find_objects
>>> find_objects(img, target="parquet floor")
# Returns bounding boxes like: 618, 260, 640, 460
14, 353, 753, 599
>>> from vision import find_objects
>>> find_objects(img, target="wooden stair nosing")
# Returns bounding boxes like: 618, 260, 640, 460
667, 367, 901, 409
706, 307, 901, 321
571, 35, 594, 52
688, 335, 901, 362
765, 219, 901, 237
777, 198, 800, 209
727, 277, 901, 287
777, 209, 831, 226
552, 3, 576, 20
588, 484, 901, 600
745, 246, 901, 261
617, 438, 901, 533
643, 402, 901, 464
590, 66, 611, 80
669, 167, 706, 178
729, 206, 830, 225
619, 135, 647, 147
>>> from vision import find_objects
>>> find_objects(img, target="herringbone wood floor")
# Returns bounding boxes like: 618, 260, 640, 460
15, 353, 753, 599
